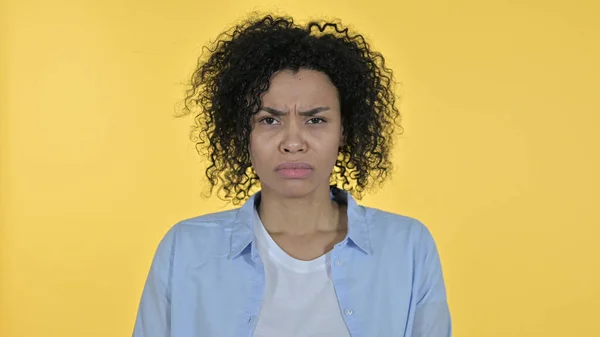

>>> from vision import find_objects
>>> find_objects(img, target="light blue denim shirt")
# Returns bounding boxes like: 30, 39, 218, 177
133, 187, 451, 336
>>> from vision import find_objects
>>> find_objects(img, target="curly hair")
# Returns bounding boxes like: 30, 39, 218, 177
179, 13, 402, 205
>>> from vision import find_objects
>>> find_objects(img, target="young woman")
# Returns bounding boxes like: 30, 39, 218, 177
133, 14, 451, 337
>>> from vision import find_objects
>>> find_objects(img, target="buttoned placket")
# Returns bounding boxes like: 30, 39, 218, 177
238, 240, 266, 337
331, 240, 360, 337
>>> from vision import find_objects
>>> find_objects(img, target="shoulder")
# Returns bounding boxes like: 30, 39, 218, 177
155, 208, 241, 257
361, 205, 436, 252
175, 207, 239, 231
363, 205, 426, 235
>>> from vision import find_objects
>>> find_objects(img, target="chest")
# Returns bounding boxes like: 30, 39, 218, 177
268, 230, 347, 261
169, 245, 416, 337
253, 255, 351, 337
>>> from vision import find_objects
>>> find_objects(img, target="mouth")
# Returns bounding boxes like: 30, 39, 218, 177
275, 162, 314, 179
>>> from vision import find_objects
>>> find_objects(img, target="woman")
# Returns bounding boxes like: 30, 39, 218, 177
133, 14, 451, 337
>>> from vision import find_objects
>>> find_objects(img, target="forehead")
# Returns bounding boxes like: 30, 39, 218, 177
261, 68, 339, 107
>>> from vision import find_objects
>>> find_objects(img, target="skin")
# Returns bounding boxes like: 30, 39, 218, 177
249, 68, 348, 261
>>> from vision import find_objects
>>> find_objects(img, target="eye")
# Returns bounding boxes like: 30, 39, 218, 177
259, 117, 279, 125
307, 117, 326, 124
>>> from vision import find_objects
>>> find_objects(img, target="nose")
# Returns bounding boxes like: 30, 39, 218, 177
279, 121, 307, 154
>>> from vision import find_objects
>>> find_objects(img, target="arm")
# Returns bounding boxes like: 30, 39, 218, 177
132, 226, 177, 337
411, 224, 452, 337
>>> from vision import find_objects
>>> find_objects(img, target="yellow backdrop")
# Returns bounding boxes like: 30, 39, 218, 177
2, 0, 599, 336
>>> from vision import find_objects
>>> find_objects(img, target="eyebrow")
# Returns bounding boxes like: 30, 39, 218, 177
260, 106, 331, 116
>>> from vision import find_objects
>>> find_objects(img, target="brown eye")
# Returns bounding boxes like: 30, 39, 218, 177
260, 117, 278, 125
307, 117, 326, 124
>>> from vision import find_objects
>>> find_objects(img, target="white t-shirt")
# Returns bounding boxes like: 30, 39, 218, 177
252, 207, 352, 337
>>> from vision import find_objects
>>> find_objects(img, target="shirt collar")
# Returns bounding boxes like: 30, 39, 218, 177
227, 186, 372, 259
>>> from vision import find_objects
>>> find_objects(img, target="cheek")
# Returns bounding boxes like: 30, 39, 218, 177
248, 133, 270, 164
248, 134, 256, 165
312, 130, 342, 158
312, 127, 342, 144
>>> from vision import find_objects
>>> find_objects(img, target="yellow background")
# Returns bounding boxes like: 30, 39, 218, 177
2, 0, 599, 336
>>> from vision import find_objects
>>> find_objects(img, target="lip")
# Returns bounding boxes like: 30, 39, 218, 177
275, 162, 314, 179
275, 162, 314, 170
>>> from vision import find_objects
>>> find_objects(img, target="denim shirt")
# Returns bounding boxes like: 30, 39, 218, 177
133, 188, 451, 337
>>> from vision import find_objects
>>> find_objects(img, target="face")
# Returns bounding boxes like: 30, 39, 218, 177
249, 68, 344, 198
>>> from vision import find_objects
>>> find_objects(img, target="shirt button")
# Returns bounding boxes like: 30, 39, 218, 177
335, 260, 342, 267
344, 309, 354, 316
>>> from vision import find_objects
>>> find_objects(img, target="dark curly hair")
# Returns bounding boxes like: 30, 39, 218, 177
179, 13, 402, 205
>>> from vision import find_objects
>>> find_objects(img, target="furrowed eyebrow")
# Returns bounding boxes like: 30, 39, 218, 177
260, 106, 330, 116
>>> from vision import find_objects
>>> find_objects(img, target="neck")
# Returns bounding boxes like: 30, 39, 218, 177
257, 185, 343, 236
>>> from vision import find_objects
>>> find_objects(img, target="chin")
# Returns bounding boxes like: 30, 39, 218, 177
263, 179, 321, 198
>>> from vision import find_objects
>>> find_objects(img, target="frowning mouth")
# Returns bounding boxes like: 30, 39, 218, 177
275, 162, 314, 179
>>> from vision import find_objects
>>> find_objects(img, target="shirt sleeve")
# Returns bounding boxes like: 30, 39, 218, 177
132, 226, 177, 337
411, 223, 452, 337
